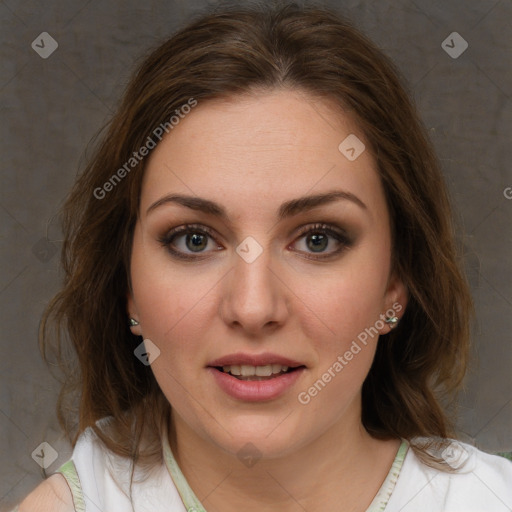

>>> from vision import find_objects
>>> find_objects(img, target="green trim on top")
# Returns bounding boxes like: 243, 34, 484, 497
162, 432, 207, 512
366, 439, 409, 512
56, 459, 86, 512
162, 431, 409, 512
9, 458, 89, 512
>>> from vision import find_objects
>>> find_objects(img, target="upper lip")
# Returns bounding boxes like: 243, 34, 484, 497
207, 352, 305, 368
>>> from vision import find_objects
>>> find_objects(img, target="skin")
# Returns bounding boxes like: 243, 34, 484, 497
127, 88, 408, 512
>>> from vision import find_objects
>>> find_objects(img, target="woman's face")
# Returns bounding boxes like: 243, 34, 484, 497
128, 89, 407, 457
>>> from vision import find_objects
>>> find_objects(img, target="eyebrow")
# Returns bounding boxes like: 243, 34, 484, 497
146, 189, 367, 221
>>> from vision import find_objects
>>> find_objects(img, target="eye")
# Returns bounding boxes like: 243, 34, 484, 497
158, 224, 222, 261
158, 222, 352, 261
291, 223, 352, 259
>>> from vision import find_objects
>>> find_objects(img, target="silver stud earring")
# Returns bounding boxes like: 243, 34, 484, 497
129, 318, 140, 327
385, 316, 399, 329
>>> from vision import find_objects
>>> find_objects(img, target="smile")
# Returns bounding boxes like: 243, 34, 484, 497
220, 364, 294, 380
207, 365, 306, 401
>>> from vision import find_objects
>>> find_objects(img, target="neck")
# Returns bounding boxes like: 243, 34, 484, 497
168, 401, 400, 512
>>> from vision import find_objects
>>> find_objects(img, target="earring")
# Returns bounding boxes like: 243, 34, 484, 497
385, 315, 399, 329
129, 318, 140, 327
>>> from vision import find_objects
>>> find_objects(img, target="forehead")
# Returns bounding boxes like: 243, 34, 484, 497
139, 89, 386, 222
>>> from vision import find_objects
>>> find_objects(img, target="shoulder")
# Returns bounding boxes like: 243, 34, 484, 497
60, 419, 135, 509
17, 473, 75, 512
388, 438, 512, 511
55, 417, 186, 511
16, 418, 124, 512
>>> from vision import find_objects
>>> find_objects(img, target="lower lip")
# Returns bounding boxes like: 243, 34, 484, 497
207, 367, 305, 402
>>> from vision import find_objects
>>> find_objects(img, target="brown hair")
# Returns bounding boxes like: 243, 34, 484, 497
40, 0, 473, 484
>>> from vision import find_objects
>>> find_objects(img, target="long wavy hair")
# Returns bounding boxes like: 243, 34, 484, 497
40, 0, 473, 487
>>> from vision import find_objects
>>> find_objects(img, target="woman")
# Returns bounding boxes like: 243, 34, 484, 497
14, 2, 512, 511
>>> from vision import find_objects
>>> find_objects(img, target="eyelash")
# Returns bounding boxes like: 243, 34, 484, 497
157, 222, 352, 261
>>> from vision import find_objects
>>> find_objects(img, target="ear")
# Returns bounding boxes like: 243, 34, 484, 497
127, 292, 143, 336
380, 270, 408, 335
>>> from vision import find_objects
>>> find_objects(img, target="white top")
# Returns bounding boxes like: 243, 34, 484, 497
12, 422, 512, 511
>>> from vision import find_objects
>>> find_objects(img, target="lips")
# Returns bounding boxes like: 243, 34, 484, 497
207, 352, 306, 401
207, 352, 305, 368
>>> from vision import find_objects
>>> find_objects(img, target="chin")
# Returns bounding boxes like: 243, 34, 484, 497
204, 416, 310, 461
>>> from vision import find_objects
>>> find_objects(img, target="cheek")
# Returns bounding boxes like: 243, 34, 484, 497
130, 251, 209, 409
130, 227, 202, 337
133, 279, 210, 374
298, 243, 390, 347
293, 272, 384, 417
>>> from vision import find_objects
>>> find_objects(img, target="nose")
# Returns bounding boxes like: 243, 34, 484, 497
220, 243, 289, 337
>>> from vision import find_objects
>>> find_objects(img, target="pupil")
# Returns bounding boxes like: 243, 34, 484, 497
308, 233, 327, 252
187, 233, 206, 252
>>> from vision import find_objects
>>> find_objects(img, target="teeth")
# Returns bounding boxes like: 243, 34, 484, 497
272, 364, 283, 374
224, 364, 241, 375
222, 364, 290, 376
255, 365, 272, 377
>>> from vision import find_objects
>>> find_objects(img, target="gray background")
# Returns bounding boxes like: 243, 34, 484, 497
1, 0, 511, 509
